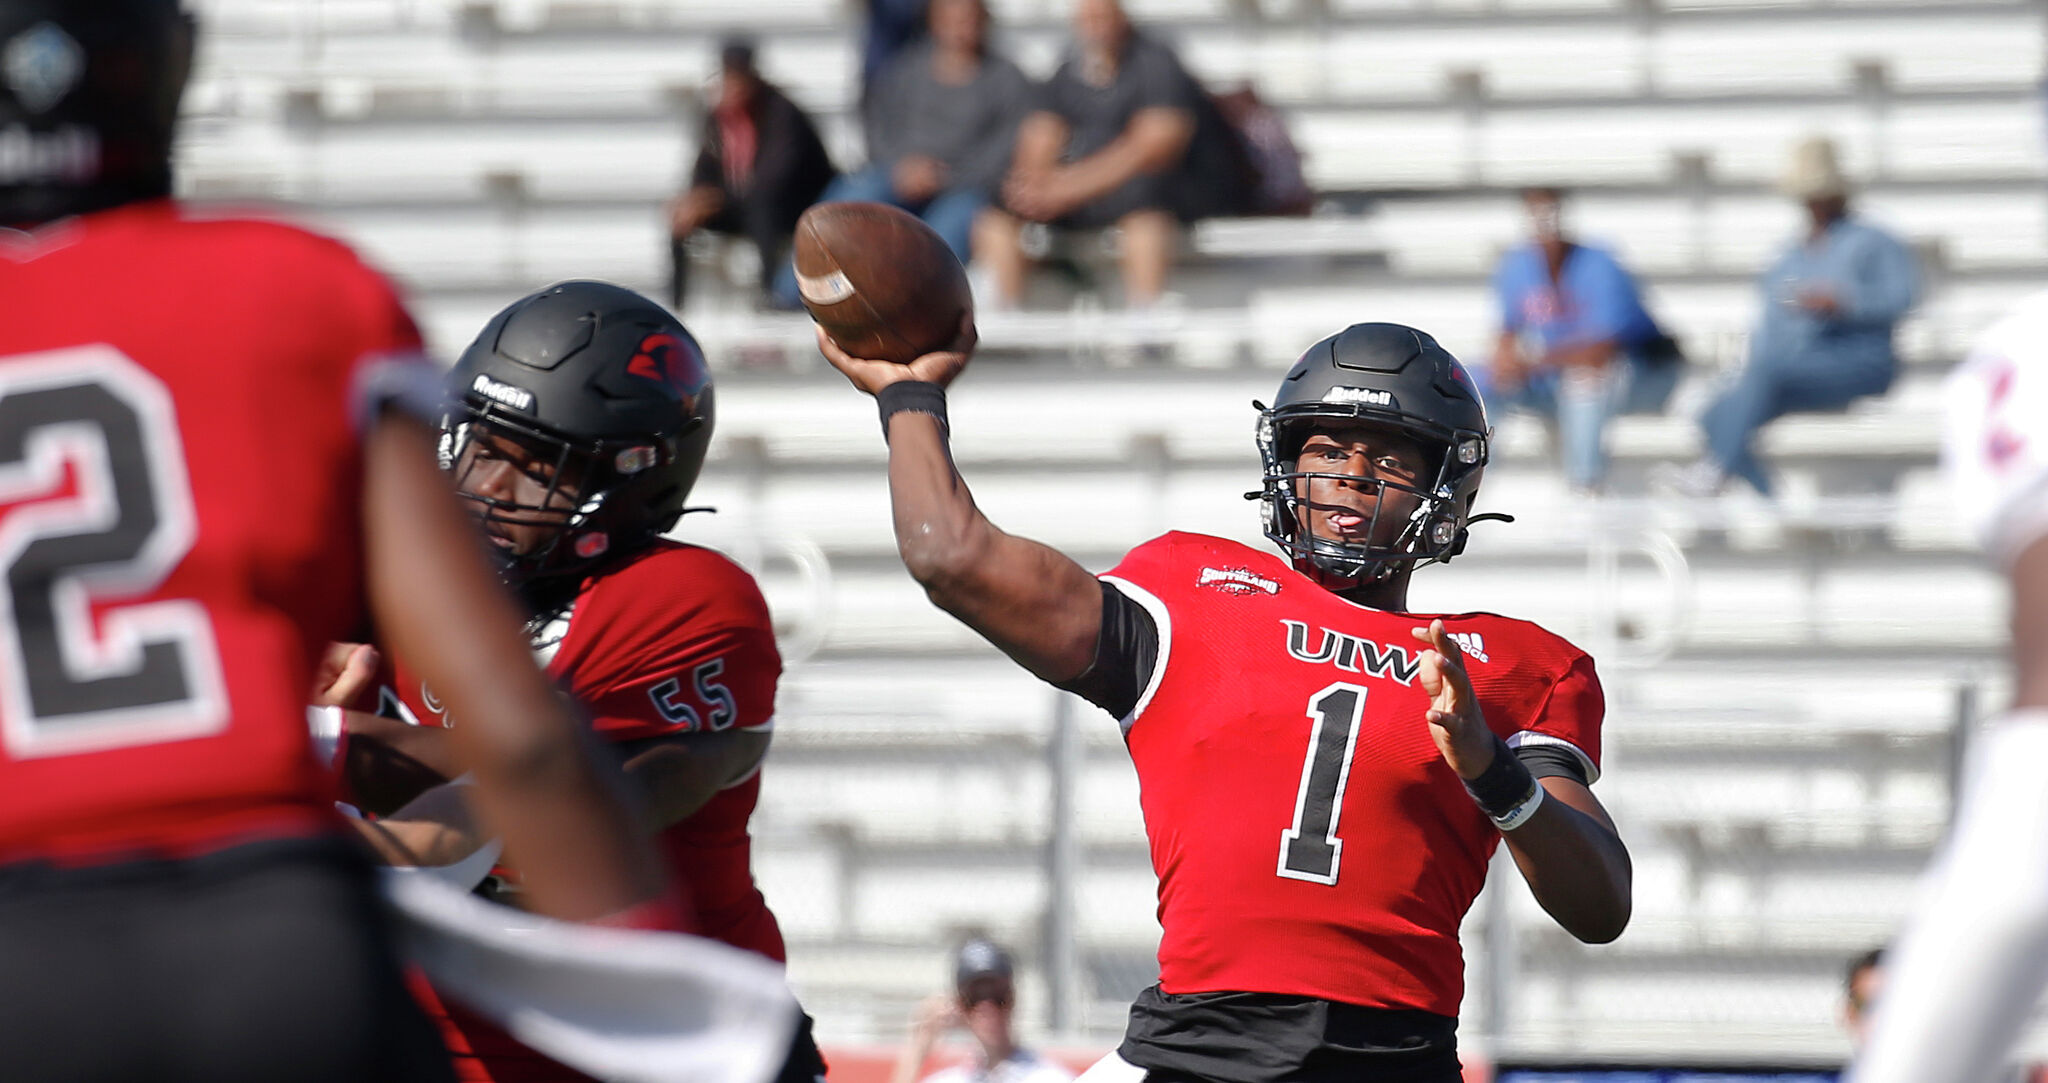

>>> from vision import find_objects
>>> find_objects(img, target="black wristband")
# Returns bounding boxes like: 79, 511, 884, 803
876, 380, 948, 440
1461, 734, 1539, 820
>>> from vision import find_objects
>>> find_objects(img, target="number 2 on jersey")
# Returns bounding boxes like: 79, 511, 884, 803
0, 346, 227, 757
1277, 682, 1368, 885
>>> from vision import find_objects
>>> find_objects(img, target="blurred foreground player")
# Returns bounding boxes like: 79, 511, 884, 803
0, 4, 667, 1081
342, 281, 828, 1083
1848, 290, 2048, 1083
819, 322, 1631, 1082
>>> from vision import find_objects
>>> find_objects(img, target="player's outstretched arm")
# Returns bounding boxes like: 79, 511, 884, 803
364, 411, 668, 922
348, 781, 488, 868
1414, 621, 1632, 944
818, 329, 1104, 684
617, 729, 773, 831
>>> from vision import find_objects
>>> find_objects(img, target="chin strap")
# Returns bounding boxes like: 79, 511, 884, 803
1447, 511, 1516, 560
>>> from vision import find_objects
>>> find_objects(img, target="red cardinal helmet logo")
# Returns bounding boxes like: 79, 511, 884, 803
626, 333, 701, 395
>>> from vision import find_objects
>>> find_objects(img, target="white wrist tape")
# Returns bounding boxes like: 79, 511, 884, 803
306, 705, 347, 771
1491, 781, 1547, 832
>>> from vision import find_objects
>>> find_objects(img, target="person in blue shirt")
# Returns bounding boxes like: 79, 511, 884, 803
1668, 136, 1919, 497
1484, 187, 1681, 495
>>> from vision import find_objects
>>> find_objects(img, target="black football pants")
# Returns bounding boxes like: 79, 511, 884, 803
0, 835, 453, 1083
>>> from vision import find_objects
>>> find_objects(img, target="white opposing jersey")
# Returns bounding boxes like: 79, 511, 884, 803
1944, 291, 2048, 568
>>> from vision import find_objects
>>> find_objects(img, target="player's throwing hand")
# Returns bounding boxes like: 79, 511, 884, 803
815, 317, 974, 396
1413, 619, 1495, 780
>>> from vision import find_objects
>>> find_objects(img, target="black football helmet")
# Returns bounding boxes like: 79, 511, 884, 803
443, 281, 715, 588
1253, 323, 1492, 582
0, 0, 192, 226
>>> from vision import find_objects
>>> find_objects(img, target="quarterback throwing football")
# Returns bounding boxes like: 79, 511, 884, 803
820, 322, 1632, 1082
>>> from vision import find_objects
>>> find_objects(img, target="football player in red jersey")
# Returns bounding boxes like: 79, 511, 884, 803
0, 4, 669, 1081
338, 281, 829, 1083
818, 322, 1633, 1082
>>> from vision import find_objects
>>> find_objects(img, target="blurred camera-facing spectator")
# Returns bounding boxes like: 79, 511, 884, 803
1667, 136, 1919, 497
822, 0, 1032, 264
1845, 946, 1885, 1048
1483, 186, 1682, 495
666, 39, 837, 311
975, 0, 1250, 310
890, 938, 1074, 1083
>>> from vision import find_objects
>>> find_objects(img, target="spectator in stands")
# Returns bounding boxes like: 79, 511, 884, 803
890, 937, 1074, 1083
1845, 946, 1885, 1047
861, 0, 929, 107
1484, 186, 1682, 495
974, 0, 1249, 309
666, 39, 836, 311
823, 0, 1031, 264
1666, 136, 1919, 497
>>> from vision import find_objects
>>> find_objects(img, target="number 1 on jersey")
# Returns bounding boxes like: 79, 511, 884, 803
1277, 682, 1367, 885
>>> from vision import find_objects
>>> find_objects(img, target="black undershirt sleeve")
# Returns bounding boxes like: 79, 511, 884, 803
1514, 743, 1590, 787
1054, 580, 1597, 791
1053, 581, 1159, 721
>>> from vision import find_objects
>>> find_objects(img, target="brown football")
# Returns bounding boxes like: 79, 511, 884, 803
793, 201, 974, 364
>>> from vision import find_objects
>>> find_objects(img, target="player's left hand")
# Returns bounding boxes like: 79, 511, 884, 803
1412, 619, 1495, 781
311, 641, 380, 710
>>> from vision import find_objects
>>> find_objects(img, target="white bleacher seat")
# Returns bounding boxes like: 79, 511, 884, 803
1074, 868, 1165, 943
1614, 666, 1970, 739
1482, 101, 1870, 188
1653, 13, 2043, 95
192, 0, 466, 35
781, 942, 952, 1002
501, 0, 846, 31
311, 203, 669, 286
1120, 0, 1238, 22
778, 547, 1998, 661
1885, 99, 2048, 179
1863, 189, 2048, 268
1292, 110, 1470, 189
1510, 969, 1848, 1058
750, 843, 846, 940
852, 865, 1050, 939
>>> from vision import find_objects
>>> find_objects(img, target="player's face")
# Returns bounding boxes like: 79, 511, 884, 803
930, 0, 987, 54
1074, 0, 1130, 56
1845, 963, 1884, 1045
1292, 424, 1431, 551
957, 977, 1014, 1045
452, 428, 588, 556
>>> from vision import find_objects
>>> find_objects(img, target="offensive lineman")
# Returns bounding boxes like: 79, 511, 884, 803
0, 4, 669, 1080
1847, 291, 2048, 1083
338, 281, 828, 1083
819, 322, 1632, 1081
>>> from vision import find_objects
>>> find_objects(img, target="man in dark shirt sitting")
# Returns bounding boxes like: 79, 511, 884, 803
666, 39, 836, 311
976, 0, 1247, 310
822, 0, 1032, 265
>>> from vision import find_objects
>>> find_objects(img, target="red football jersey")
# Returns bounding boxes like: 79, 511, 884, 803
378, 539, 786, 959
1105, 532, 1603, 1017
0, 201, 427, 864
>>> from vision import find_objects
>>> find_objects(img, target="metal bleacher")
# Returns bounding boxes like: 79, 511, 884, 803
181, 0, 2042, 1064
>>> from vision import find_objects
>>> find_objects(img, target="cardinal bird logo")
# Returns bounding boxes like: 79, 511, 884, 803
626, 333, 700, 394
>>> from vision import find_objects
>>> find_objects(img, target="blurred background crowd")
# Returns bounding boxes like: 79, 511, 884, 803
178, 0, 2047, 1077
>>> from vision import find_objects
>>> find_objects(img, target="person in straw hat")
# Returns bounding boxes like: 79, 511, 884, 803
1667, 134, 1920, 497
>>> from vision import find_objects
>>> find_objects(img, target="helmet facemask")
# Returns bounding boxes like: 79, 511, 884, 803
440, 399, 674, 588
1254, 403, 1487, 584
